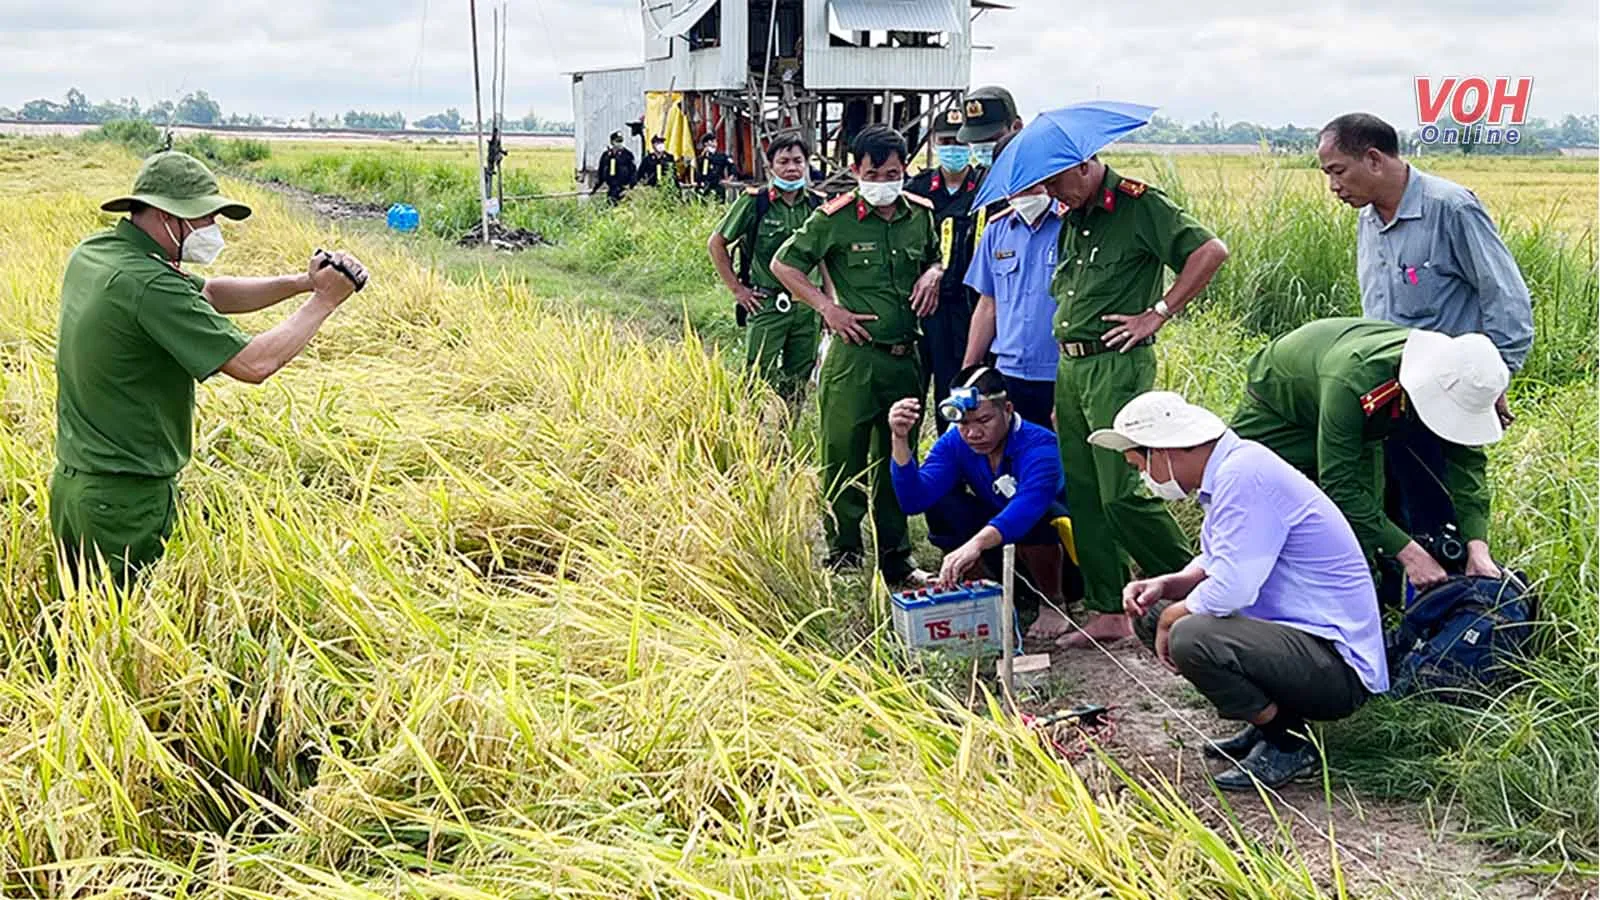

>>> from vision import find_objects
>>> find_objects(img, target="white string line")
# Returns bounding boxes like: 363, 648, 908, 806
1007, 565, 1393, 877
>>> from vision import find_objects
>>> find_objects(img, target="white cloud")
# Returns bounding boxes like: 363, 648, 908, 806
0, 0, 1592, 127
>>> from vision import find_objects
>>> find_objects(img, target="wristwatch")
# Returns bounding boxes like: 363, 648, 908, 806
1152, 299, 1173, 319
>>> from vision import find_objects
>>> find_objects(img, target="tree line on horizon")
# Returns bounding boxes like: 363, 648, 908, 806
0, 89, 576, 134
3, 89, 1594, 152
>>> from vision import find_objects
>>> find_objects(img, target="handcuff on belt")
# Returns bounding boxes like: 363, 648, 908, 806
751, 288, 793, 313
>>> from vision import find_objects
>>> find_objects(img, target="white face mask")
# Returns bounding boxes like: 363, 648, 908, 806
1010, 193, 1051, 225
166, 219, 225, 265
857, 178, 903, 208
1140, 450, 1188, 501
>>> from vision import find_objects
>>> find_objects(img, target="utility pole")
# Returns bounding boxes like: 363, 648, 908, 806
470, 0, 490, 245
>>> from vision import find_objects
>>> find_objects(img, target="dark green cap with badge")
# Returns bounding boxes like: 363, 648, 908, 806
933, 105, 965, 136
101, 151, 252, 221
957, 86, 1019, 143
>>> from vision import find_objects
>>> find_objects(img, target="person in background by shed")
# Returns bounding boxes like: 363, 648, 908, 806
695, 132, 739, 199
637, 135, 677, 188
593, 131, 637, 204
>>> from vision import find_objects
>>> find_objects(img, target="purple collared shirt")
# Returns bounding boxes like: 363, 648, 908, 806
1186, 430, 1390, 695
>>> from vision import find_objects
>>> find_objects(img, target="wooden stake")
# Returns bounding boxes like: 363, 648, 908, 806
1000, 543, 1017, 712
470, 0, 490, 245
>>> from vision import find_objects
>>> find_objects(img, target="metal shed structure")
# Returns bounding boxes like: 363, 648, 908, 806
630, 0, 1003, 181
570, 65, 647, 180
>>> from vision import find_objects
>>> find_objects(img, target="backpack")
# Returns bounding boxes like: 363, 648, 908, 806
734, 189, 823, 326
1386, 573, 1537, 701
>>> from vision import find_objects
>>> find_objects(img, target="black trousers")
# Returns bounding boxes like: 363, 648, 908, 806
1380, 424, 1456, 605
920, 291, 975, 435
1002, 374, 1055, 430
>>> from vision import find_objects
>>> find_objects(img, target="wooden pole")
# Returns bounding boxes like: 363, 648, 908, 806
1000, 544, 1017, 712
470, 0, 490, 245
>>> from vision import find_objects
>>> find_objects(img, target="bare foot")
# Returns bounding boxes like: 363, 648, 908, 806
1025, 606, 1073, 642
1057, 612, 1133, 648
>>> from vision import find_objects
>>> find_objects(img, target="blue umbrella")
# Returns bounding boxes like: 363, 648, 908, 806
972, 101, 1157, 210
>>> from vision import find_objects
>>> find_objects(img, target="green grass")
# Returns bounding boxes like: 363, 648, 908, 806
16, 136, 1595, 884
0, 143, 1366, 897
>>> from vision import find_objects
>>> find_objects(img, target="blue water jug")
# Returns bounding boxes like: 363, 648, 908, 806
386, 203, 419, 233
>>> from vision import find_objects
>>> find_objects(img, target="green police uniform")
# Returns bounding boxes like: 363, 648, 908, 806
1230, 318, 1491, 562
775, 190, 940, 576
716, 186, 823, 400
1052, 165, 1215, 612
52, 152, 253, 587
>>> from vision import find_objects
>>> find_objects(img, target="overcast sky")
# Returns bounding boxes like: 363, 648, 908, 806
1, 0, 1594, 128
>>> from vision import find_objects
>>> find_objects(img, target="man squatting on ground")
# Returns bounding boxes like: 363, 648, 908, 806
1090, 391, 1389, 790
887, 365, 1071, 636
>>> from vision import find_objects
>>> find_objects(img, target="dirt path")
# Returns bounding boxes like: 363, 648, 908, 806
1018, 633, 1584, 899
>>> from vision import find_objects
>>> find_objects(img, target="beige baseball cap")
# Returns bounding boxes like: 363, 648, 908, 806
1087, 391, 1227, 452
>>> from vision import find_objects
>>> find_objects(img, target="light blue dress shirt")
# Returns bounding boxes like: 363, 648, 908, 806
1356, 166, 1534, 371
1186, 430, 1390, 695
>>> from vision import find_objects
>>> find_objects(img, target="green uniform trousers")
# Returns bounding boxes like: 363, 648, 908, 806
817, 340, 922, 571
1054, 345, 1192, 613
746, 306, 819, 402
49, 466, 177, 590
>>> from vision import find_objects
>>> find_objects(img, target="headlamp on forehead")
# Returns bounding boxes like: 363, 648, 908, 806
939, 367, 1008, 423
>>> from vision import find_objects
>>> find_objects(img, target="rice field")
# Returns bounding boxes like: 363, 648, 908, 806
0, 134, 1594, 896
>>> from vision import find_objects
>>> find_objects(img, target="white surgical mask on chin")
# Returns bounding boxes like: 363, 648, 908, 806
1140, 450, 1188, 501
1010, 193, 1051, 225
164, 218, 226, 266
857, 178, 903, 207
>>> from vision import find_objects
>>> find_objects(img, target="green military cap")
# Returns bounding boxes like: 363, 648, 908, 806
957, 86, 1019, 143
101, 151, 251, 220
933, 105, 965, 136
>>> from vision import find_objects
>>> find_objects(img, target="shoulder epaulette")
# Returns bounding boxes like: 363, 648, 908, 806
744, 185, 763, 196
1116, 178, 1148, 198
903, 192, 934, 210
1359, 379, 1403, 416
821, 193, 855, 215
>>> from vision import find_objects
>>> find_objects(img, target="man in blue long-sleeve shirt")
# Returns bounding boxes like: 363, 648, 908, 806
1089, 391, 1388, 791
889, 365, 1073, 638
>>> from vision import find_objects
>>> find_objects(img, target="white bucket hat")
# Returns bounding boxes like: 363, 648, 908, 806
1087, 391, 1227, 453
1399, 330, 1509, 447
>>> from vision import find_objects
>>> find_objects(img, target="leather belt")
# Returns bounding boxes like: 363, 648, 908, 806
1059, 335, 1155, 359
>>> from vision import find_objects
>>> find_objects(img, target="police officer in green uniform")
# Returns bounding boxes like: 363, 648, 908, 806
1231, 318, 1508, 595
905, 107, 985, 435
51, 151, 367, 589
771, 125, 945, 582
1045, 155, 1230, 646
708, 132, 832, 402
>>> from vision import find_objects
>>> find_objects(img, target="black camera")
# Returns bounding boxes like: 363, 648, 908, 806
1415, 522, 1467, 573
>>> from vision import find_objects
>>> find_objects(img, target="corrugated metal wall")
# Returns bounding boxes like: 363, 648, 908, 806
571, 67, 647, 175
642, 0, 748, 91
802, 0, 971, 91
